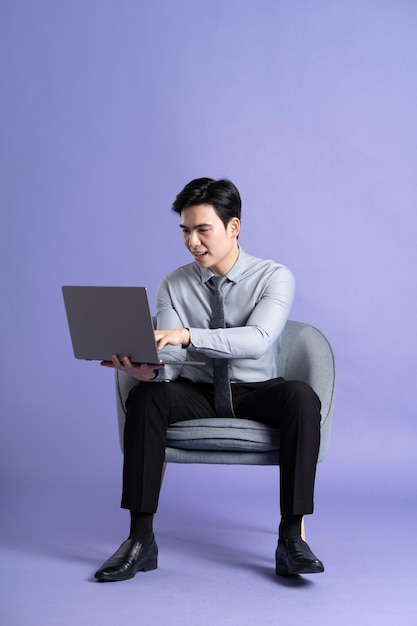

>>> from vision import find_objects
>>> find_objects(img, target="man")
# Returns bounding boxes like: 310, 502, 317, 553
95, 177, 324, 581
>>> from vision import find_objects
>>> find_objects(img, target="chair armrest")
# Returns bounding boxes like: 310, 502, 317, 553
278, 321, 336, 461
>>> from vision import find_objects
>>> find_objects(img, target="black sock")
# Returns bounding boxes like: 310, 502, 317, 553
129, 511, 154, 546
279, 515, 302, 541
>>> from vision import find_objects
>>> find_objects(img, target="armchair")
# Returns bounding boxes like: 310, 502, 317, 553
115, 320, 335, 466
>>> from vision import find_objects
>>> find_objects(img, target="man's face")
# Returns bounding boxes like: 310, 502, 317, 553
180, 203, 240, 276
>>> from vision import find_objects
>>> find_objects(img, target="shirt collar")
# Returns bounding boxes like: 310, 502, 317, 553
200, 246, 248, 284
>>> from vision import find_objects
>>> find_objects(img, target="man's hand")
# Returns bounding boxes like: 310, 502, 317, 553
100, 328, 189, 379
154, 328, 190, 350
100, 355, 164, 381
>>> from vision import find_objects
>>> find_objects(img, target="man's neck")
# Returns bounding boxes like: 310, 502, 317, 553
210, 245, 240, 276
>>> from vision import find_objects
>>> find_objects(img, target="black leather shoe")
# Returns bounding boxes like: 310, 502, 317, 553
276, 537, 324, 576
94, 537, 158, 582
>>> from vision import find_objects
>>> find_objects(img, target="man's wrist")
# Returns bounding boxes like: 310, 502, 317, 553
182, 328, 190, 348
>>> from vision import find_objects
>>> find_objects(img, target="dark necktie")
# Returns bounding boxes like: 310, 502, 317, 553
210, 276, 235, 417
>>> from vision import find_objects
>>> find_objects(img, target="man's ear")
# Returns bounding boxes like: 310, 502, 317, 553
229, 217, 241, 239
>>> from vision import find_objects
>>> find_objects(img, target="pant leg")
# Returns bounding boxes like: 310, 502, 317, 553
121, 379, 216, 513
233, 378, 321, 516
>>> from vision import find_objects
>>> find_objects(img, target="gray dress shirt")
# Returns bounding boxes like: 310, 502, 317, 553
153, 247, 295, 384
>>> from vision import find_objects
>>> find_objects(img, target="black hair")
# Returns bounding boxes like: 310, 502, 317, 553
171, 178, 241, 229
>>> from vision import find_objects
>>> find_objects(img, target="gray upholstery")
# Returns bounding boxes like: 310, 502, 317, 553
115, 320, 335, 465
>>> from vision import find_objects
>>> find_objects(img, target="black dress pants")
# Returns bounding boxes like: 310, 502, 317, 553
122, 377, 321, 517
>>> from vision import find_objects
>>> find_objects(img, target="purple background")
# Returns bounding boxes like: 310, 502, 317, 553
1, 1, 416, 624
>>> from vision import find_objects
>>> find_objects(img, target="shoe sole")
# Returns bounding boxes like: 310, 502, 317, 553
95, 558, 158, 582
276, 561, 324, 577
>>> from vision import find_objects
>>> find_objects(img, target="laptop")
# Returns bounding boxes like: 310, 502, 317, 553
62, 285, 205, 365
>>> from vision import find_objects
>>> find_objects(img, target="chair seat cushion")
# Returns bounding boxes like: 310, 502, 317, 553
166, 418, 280, 452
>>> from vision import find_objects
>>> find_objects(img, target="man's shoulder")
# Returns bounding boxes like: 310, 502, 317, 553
237, 248, 293, 279
162, 261, 201, 285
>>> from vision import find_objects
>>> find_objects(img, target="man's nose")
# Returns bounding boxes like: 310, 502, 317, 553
189, 231, 201, 247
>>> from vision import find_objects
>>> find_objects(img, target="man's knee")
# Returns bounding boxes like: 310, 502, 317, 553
126, 382, 169, 420
280, 380, 321, 426
286, 380, 320, 405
